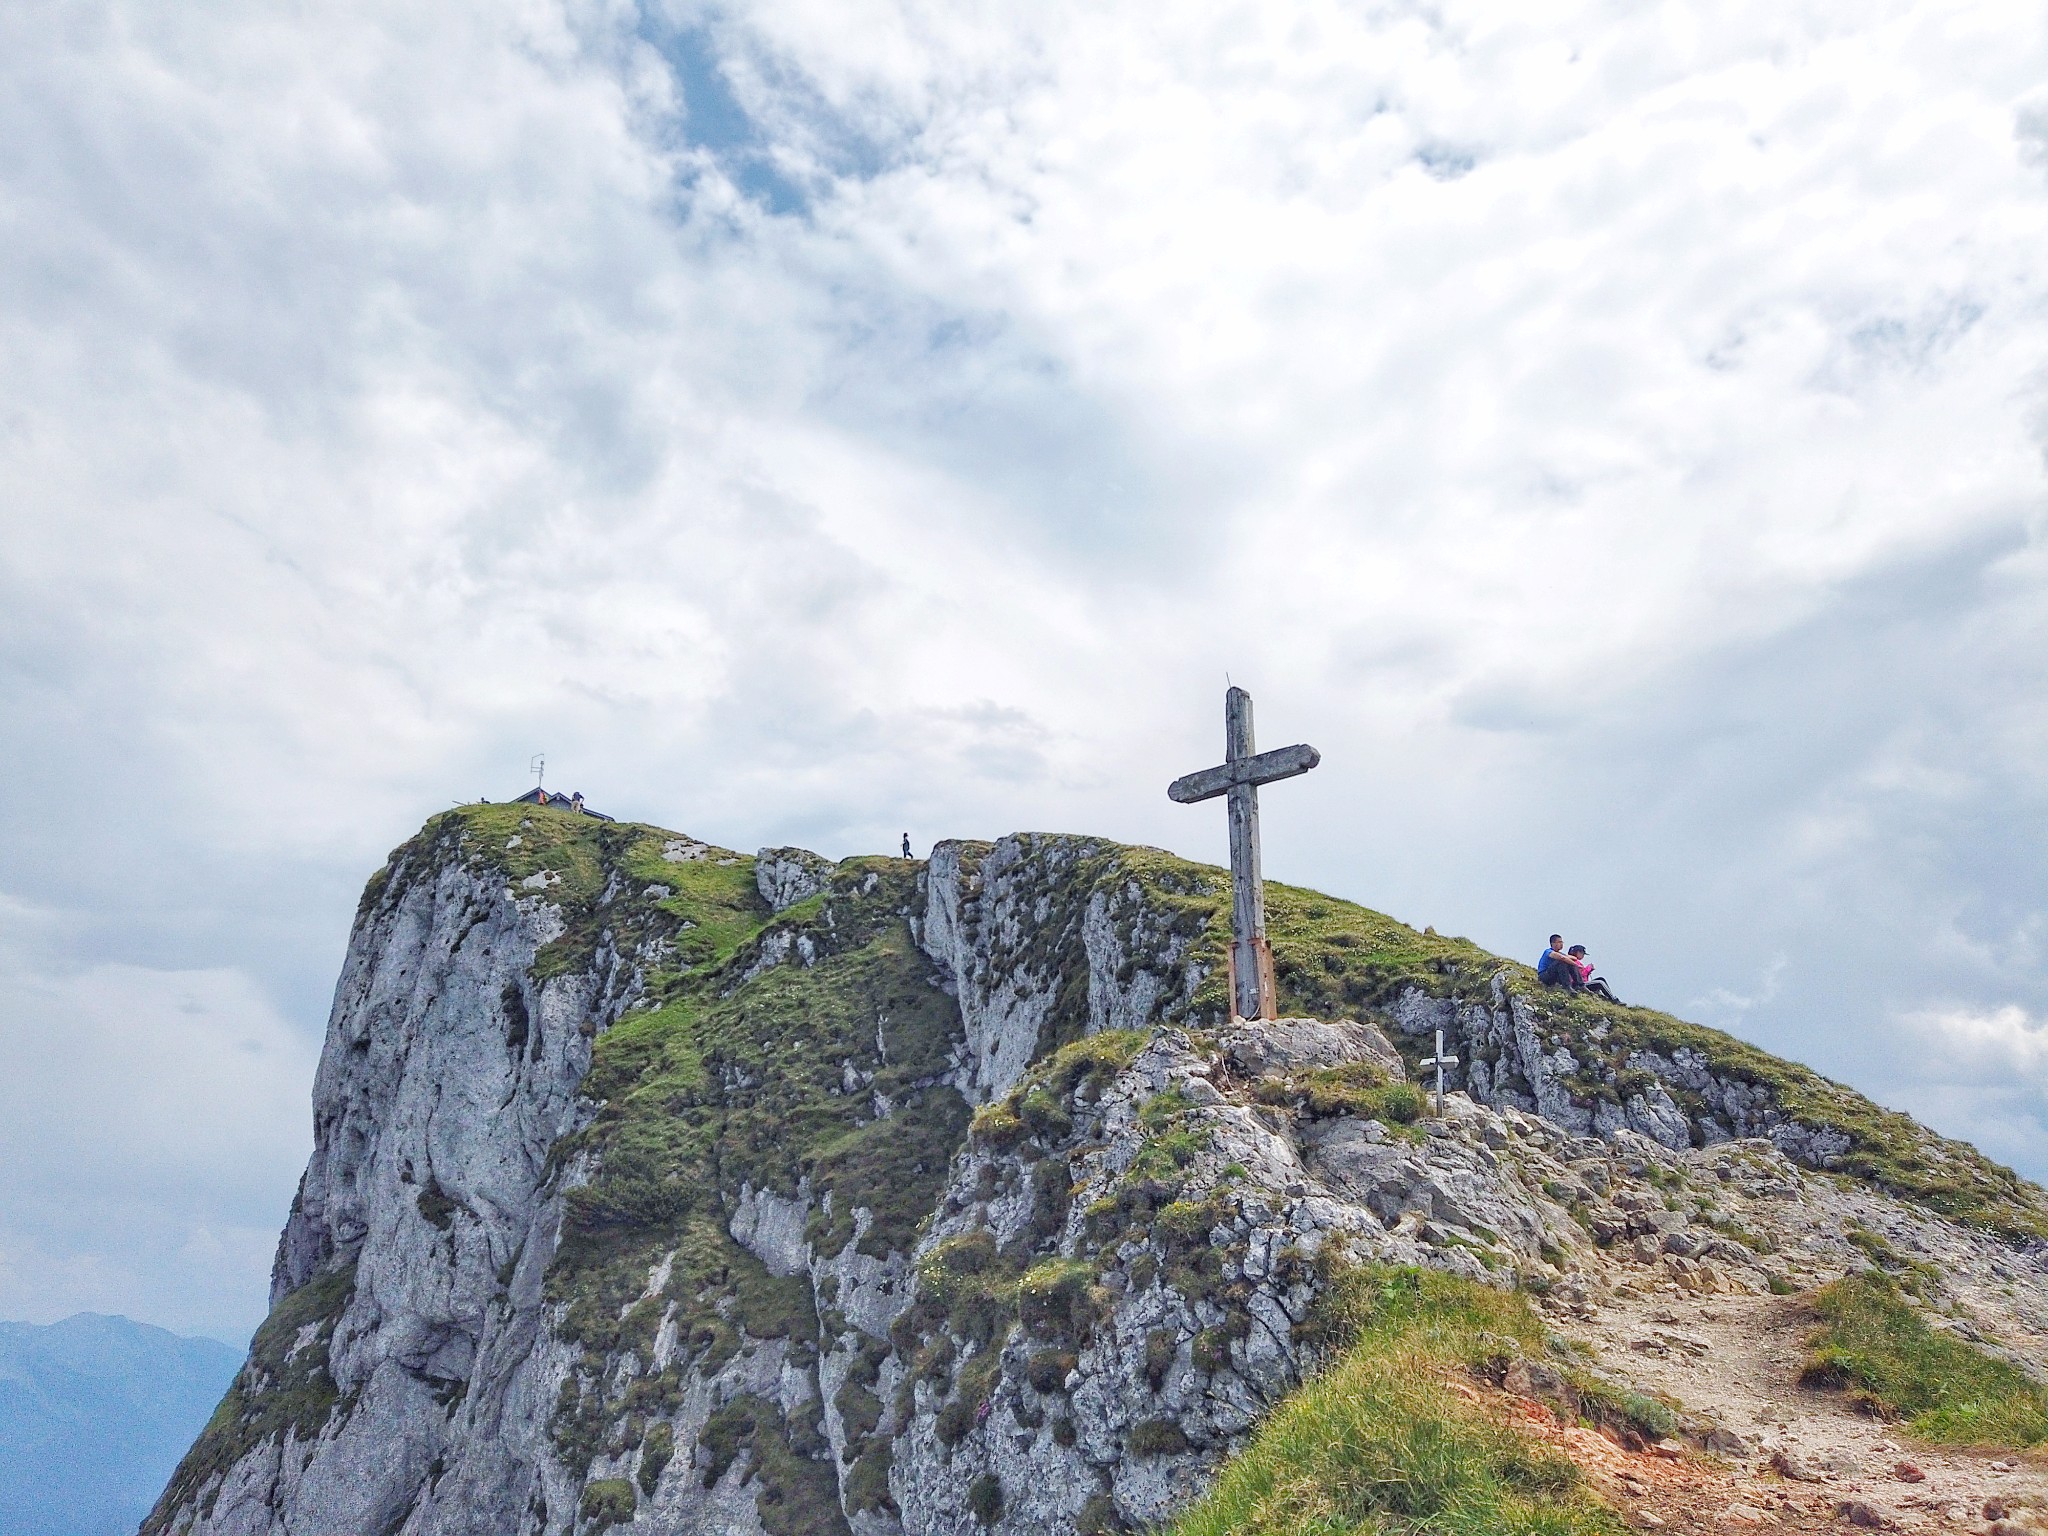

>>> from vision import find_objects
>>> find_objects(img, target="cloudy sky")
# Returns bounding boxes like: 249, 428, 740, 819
3, 0, 2046, 1343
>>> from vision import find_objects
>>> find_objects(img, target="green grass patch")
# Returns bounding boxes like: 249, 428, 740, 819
1129, 1417, 1192, 1456
142, 1263, 358, 1533
637, 1420, 675, 1495
1299, 1261, 1551, 1360
1565, 1377, 1678, 1444
1169, 1264, 1621, 1536
580, 1478, 637, 1530
1802, 1273, 2048, 1446
1843, 1226, 1945, 1299
807, 1087, 972, 1258
545, 860, 973, 1476
1252, 1062, 1427, 1133
968, 1471, 1004, 1524
1039, 1028, 1149, 1097
406, 803, 771, 983
1018, 1259, 1100, 1343
696, 1394, 849, 1536
971, 1030, 1149, 1157
1256, 882, 1503, 1023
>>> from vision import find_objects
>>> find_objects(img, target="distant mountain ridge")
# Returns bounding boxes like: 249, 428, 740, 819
0, 1312, 240, 1536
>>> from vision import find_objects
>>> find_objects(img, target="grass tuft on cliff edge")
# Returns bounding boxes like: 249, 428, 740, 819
1168, 1264, 1622, 1536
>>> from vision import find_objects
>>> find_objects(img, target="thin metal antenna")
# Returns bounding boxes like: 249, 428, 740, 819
530, 753, 546, 790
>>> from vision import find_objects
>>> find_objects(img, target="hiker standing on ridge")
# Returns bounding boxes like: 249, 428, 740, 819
901, 833, 912, 859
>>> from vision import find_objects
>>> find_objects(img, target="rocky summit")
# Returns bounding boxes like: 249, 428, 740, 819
146, 804, 2048, 1536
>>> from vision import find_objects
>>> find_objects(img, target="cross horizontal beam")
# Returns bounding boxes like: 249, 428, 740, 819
1167, 742, 1321, 805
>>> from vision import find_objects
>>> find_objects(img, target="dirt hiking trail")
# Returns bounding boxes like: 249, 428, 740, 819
1481, 1117, 2048, 1534
1540, 1285, 2048, 1531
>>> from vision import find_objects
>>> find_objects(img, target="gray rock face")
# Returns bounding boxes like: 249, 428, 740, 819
1225, 1017, 1406, 1081
876, 1027, 1842, 1536
918, 836, 1208, 1101
755, 847, 835, 914
1383, 977, 1885, 1169
153, 821, 2046, 1536
169, 847, 619, 1536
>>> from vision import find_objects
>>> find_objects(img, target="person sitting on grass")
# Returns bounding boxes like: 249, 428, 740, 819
1536, 934, 1582, 990
1566, 943, 1621, 1003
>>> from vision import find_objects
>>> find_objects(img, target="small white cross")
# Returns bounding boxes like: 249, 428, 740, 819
1419, 1026, 1460, 1117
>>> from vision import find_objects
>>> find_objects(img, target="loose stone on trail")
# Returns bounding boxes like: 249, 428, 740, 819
1167, 685, 1320, 1022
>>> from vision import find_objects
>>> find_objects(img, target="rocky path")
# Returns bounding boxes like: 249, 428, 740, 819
1531, 1284, 2048, 1532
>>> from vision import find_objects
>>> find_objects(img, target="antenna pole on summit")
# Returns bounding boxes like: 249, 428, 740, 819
530, 753, 546, 791
1167, 688, 1321, 1024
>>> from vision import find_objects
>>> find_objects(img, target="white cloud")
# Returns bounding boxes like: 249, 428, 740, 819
1900, 1002, 2048, 1081
1689, 955, 1788, 1023
0, 898, 316, 1338
2, 0, 2047, 1329
1880, 1004, 2048, 1176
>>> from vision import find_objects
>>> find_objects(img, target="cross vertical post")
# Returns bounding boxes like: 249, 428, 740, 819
1168, 687, 1321, 1024
1419, 1027, 1460, 1117
1224, 688, 1268, 1024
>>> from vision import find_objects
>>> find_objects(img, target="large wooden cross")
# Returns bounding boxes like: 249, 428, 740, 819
1168, 687, 1321, 1022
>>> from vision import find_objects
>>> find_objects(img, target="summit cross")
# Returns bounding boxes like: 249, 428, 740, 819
1167, 687, 1321, 1023
1420, 1027, 1459, 1117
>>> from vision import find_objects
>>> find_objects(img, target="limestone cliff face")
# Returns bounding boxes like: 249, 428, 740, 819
917, 836, 1210, 1102
148, 811, 2048, 1536
147, 813, 687, 1536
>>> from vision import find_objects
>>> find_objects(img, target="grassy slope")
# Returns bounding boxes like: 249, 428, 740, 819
1169, 1266, 1622, 1536
431, 801, 768, 982
1802, 1273, 2048, 1446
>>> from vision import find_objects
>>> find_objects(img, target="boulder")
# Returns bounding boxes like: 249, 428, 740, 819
1226, 1017, 1406, 1081
754, 846, 833, 912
